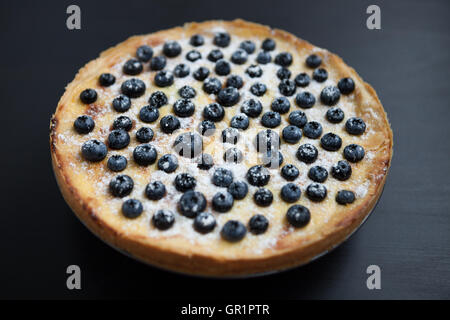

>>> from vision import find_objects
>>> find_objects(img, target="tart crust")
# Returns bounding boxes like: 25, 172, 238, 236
50, 19, 393, 276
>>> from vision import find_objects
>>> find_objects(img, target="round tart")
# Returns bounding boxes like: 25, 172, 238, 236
50, 20, 393, 277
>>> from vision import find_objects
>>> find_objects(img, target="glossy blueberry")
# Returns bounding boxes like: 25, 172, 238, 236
80, 89, 97, 104
256, 51, 271, 64
221, 220, 246, 242
152, 210, 175, 230
313, 68, 328, 82
343, 144, 365, 163
190, 34, 204, 47
248, 215, 269, 235
121, 78, 146, 98
139, 105, 159, 123
160, 115, 180, 134
305, 54, 322, 68
179, 190, 207, 218
218, 87, 240, 107
81, 139, 107, 162
288, 110, 308, 128
107, 155, 127, 172
74, 115, 95, 134
326, 107, 345, 123
174, 173, 197, 192
282, 125, 302, 144
174, 63, 190, 78
279, 79, 296, 96
261, 111, 281, 128
150, 55, 166, 71
254, 188, 273, 207
133, 144, 157, 166
178, 86, 196, 99
186, 50, 201, 62
108, 129, 130, 149
281, 164, 299, 181
250, 82, 267, 97
202, 77, 222, 94
154, 71, 174, 87
224, 147, 243, 164
215, 59, 231, 76
286, 205, 311, 228
123, 58, 143, 75
109, 175, 133, 198
99, 73, 115, 87
240, 40, 256, 54
230, 113, 249, 130
303, 121, 323, 139
136, 45, 153, 62
308, 166, 328, 183
222, 127, 240, 144
212, 191, 234, 213
261, 151, 283, 168
321, 132, 342, 151
136, 127, 154, 143
194, 212, 216, 234
255, 129, 280, 152
213, 32, 231, 47
277, 67, 291, 80
173, 99, 195, 117
261, 38, 276, 51
231, 49, 248, 65
112, 94, 131, 112
271, 97, 290, 114
203, 103, 224, 122
212, 168, 234, 187
163, 40, 182, 57
294, 73, 310, 87
193, 67, 210, 81
198, 119, 216, 136
338, 77, 355, 94
306, 183, 327, 202
331, 160, 352, 181
227, 181, 248, 200
274, 52, 293, 67
113, 116, 132, 131
295, 91, 316, 108
196, 153, 214, 170
241, 99, 262, 118
246, 64, 263, 78
247, 165, 270, 187
296, 143, 318, 164
345, 117, 366, 135
207, 49, 224, 62
122, 199, 143, 219
226, 75, 244, 89
157, 154, 178, 173
336, 190, 356, 205
173, 132, 203, 158
281, 183, 301, 203
320, 86, 341, 106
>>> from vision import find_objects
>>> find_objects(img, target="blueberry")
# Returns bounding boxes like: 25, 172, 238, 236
255, 129, 280, 152
157, 154, 178, 173
326, 107, 345, 123
178, 190, 206, 218
250, 83, 267, 97
281, 183, 301, 203
174, 63, 190, 78
261, 151, 283, 168
139, 105, 159, 123
174, 173, 196, 192
122, 199, 143, 219
261, 38, 276, 51
331, 160, 352, 181
222, 127, 240, 144
207, 49, 224, 62
107, 155, 127, 172
246, 64, 263, 78
271, 97, 291, 114
154, 71, 174, 87
303, 121, 323, 139
178, 86, 196, 99
198, 120, 216, 136
133, 143, 157, 166
277, 67, 291, 80
212, 191, 234, 213
136, 45, 153, 62
196, 153, 214, 170
320, 86, 341, 106
275, 52, 293, 67
173, 132, 203, 158
305, 54, 322, 68
160, 115, 180, 134
279, 79, 296, 96
163, 40, 182, 57
256, 51, 271, 64
282, 125, 302, 143
193, 67, 210, 81
240, 40, 256, 54
336, 190, 356, 205
288, 110, 308, 128
109, 175, 133, 197
281, 164, 299, 181
213, 32, 231, 47
286, 205, 311, 228
224, 147, 243, 163
313, 68, 328, 82
343, 144, 365, 163
194, 212, 216, 234
121, 78, 146, 98
150, 55, 166, 71
218, 87, 240, 107
99, 73, 115, 87
338, 77, 355, 94
321, 132, 342, 151
241, 99, 262, 118
295, 91, 316, 108
247, 165, 270, 186
345, 117, 366, 135
136, 127, 154, 143
203, 77, 222, 94
203, 103, 225, 122
227, 181, 248, 200
123, 58, 143, 75
190, 34, 204, 47
226, 75, 244, 89
81, 139, 107, 162
221, 220, 246, 242
306, 183, 327, 202
230, 113, 249, 130
173, 99, 195, 117
248, 214, 269, 235
212, 167, 234, 187
80, 89, 97, 104
108, 129, 130, 149
152, 210, 175, 230
214, 59, 230, 76
186, 50, 201, 62
74, 115, 95, 134
254, 188, 273, 207
113, 115, 132, 131
148, 91, 168, 108
261, 111, 281, 128
308, 166, 328, 183
112, 94, 131, 112
294, 73, 310, 87
231, 49, 248, 65
296, 143, 318, 164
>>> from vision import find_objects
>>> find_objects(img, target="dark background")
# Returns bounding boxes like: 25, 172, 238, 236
0, 0, 449, 299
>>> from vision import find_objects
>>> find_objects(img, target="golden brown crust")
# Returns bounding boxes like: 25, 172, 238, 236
50, 19, 393, 276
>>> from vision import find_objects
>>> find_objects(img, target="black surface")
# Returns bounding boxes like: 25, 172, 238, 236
1, 0, 449, 299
